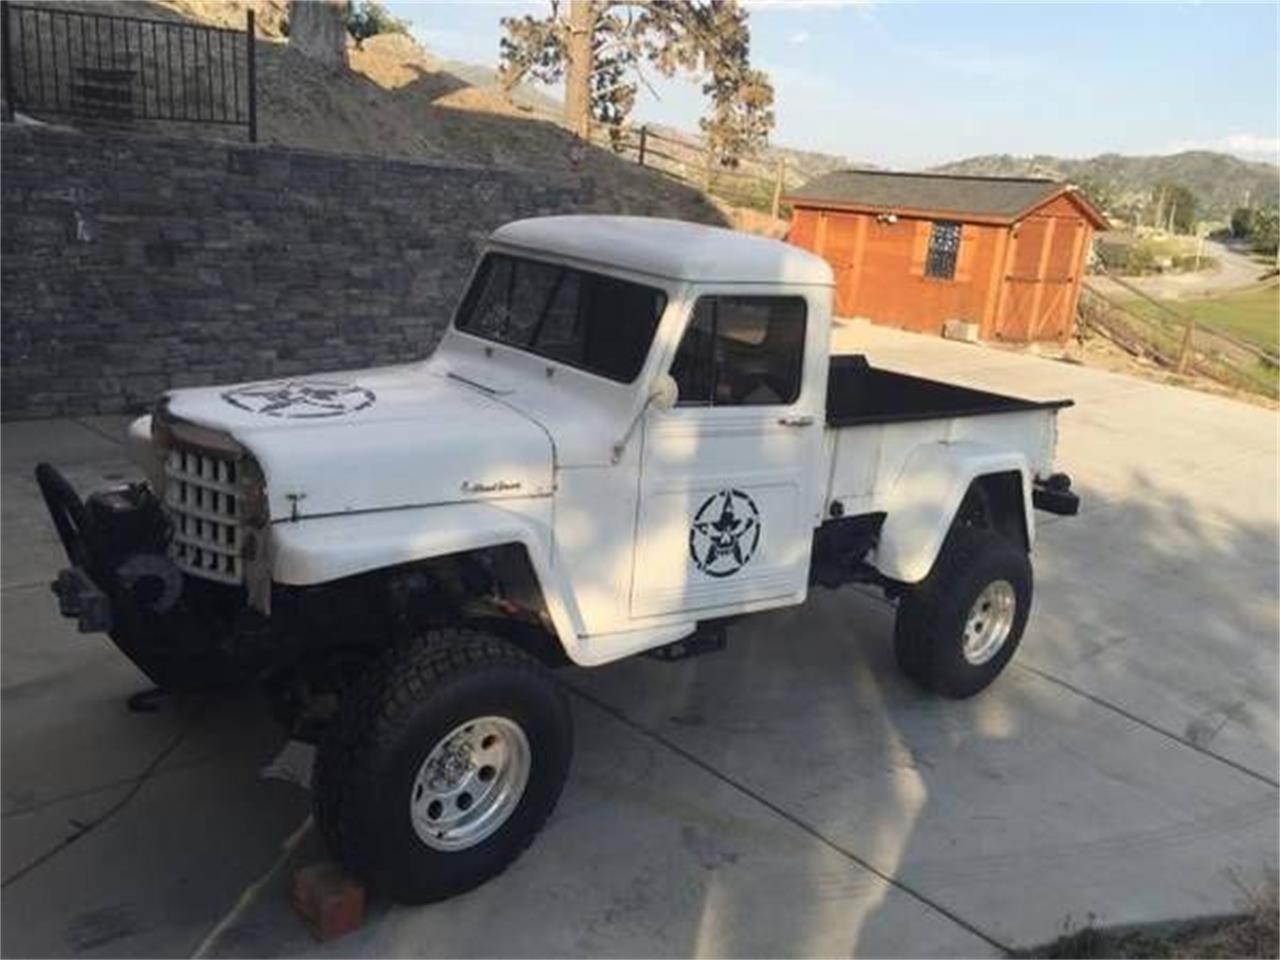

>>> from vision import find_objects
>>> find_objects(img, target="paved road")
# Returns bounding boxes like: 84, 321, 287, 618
1090, 238, 1271, 302
2, 326, 1276, 957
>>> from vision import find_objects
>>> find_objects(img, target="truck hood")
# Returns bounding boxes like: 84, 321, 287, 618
163, 365, 554, 520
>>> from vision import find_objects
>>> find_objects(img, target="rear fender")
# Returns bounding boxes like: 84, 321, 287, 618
872, 442, 1032, 584
270, 502, 586, 660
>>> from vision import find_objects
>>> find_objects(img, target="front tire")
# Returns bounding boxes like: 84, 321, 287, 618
893, 527, 1032, 698
314, 629, 572, 904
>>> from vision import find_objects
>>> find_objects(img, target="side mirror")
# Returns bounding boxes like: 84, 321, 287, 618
650, 373, 679, 412
611, 374, 680, 464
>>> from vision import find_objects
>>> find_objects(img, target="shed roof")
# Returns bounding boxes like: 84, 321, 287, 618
785, 169, 1107, 227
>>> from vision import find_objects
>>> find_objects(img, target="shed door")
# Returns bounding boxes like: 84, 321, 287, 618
823, 213, 861, 317
996, 217, 1083, 341
1037, 220, 1084, 339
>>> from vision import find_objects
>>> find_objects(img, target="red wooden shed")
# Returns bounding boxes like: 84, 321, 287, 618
784, 170, 1108, 342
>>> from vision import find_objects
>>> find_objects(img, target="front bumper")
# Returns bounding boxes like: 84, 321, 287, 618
52, 566, 113, 633
35, 462, 271, 692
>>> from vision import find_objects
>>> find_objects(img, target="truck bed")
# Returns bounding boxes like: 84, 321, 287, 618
826, 355, 1072, 427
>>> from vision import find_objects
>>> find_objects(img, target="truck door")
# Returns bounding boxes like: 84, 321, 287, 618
630, 293, 824, 619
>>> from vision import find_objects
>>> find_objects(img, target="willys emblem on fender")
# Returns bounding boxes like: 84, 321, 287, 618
689, 488, 761, 578
222, 380, 376, 419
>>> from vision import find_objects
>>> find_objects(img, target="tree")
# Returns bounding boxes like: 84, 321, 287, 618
1251, 208, 1279, 255
1151, 181, 1198, 234
289, 0, 347, 70
1072, 175, 1115, 214
346, 1, 410, 43
499, 1, 774, 166
1230, 207, 1256, 239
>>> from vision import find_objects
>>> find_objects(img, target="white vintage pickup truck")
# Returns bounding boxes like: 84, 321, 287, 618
38, 216, 1077, 903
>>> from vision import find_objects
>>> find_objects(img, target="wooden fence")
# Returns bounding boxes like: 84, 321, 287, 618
1079, 273, 1278, 399
592, 124, 788, 217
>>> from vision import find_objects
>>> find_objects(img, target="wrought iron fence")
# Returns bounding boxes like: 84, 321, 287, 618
1, 3, 256, 141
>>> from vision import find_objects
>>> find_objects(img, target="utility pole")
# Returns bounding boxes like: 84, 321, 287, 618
770, 158, 786, 220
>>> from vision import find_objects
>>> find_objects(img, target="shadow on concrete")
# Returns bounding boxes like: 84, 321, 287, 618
553, 463, 1278, 955
2, 408, 1277, 956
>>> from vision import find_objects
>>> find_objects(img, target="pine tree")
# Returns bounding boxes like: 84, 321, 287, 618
499, 0, 774, 166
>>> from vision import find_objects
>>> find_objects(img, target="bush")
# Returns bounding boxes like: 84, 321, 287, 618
1231, 207, 1255, 238
1251, 209, 1279, 256
1097, 241, 1156, 275
1170, 254, 1219, 273
346, 1, 410, 42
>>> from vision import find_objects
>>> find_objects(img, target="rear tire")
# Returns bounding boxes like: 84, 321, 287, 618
893, 527, 1032, 698
314, 628, 572, 904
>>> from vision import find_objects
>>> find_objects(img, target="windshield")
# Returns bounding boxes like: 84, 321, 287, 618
454, 253, 668, 384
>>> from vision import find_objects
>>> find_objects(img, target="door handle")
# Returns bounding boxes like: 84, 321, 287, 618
778, 415, 814, 427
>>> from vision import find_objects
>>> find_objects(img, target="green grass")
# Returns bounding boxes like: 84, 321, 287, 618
1028, 876, 1278, 958
1128, 282, 1280, 355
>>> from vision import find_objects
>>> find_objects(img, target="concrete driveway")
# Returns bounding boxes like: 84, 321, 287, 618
2, 325, 1276, 957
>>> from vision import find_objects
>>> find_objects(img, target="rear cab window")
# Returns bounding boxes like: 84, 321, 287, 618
455, 253, 668, 383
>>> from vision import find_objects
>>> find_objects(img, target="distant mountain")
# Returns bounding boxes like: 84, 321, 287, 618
641, 123, 871, 193
928, 151, 1279, 220
760, 141, 873, 182
396, 44, 1280, 224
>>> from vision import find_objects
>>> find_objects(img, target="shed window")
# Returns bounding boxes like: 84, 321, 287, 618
669, 296, 806, 406
925, 221, 962, 280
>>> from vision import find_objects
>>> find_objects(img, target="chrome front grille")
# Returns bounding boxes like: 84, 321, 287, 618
163, 447, 243, 585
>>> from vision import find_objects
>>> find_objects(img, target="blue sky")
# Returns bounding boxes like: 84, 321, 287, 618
385, 1, 1279, 169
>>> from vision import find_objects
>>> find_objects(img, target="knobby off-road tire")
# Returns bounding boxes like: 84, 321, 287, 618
894, 526, 1032, 699
314, 628, 572, 904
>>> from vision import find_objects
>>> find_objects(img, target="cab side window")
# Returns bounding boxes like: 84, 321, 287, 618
669, 296, 806, 406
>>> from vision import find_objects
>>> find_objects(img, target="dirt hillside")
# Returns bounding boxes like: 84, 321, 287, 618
24, 1, 725, 225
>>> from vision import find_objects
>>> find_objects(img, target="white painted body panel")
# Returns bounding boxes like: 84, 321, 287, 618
864, 441, 1033, 583
627, 280, 830, 621
164, 365, 554, 520
126, 414, 161, 487
139, 217, 1068, 669
825, 409, 1058, 582
268, 495, 696, 667
492, 216, 833, 286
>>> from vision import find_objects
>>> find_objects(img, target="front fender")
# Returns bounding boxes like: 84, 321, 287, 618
269, 502, 584, 655
872, 442, 1032, 584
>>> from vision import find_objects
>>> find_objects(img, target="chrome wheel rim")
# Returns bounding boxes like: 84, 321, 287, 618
410, 716, 531, 851
962, 580, 1016, 665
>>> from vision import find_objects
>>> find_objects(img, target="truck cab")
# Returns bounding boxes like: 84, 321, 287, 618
37, 215, 1077, 904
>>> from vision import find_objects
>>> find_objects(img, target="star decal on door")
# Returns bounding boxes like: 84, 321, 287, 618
689, 489, 761, 578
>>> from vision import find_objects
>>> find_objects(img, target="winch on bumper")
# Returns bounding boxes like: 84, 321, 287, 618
35, 460, 272, 692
